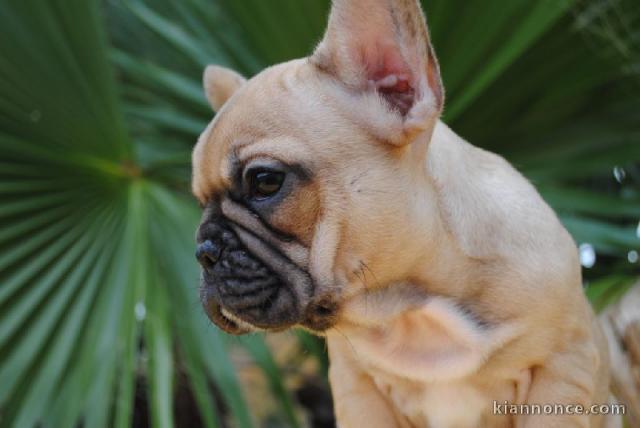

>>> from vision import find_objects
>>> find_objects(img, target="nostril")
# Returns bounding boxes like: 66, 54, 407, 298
196, 240, 222, 270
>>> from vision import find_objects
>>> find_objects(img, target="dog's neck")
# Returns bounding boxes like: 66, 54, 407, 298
329, 121, 525, 386
406, 121, 475, 293
338, 121, 475, 329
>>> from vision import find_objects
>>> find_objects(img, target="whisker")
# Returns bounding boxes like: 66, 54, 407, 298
334, 326, 360, 363
357, 262, 370, 315
361, 261, 381, 288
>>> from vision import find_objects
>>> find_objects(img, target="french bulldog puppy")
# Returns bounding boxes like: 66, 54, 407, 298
192, 0, 617, 426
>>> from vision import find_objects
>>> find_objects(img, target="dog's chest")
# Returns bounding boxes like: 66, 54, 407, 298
342, 296, 522, 427
372, 373, 489, 428
344, 296, 518, 382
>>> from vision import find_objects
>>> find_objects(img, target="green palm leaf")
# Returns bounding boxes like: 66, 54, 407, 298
1, 0, 638, 426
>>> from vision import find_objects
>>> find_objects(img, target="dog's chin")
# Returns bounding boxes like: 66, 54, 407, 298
200, 281, 301, 335
201, 282, 340, 335
204, 300, 274, 335
201, 299, 254, 335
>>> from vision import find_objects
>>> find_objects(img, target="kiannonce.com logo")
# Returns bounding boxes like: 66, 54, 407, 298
493, 401, 627, 416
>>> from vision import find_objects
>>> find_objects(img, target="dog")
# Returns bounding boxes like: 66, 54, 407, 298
192, 0, 617, 426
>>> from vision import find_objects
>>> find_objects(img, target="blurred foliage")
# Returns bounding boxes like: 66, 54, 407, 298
0, 0, 638, 427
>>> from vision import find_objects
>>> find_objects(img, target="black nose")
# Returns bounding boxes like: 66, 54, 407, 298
196, 240, 222, 270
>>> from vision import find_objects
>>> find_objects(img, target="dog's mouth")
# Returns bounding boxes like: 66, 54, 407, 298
200, 294, 285, 335
197, 202, 338, 334
199, 249, 339, 334
198, 227, 303, 334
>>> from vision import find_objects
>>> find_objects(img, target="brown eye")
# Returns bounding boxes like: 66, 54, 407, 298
249, 170, 285, 199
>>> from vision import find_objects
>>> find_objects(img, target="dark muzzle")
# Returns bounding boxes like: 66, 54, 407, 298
196, 219, 300, 333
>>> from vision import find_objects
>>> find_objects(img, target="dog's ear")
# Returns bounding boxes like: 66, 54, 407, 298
203, 65, 247, 112
312, 0, 444, 146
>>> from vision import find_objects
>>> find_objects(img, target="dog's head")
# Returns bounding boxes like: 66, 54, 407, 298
192, 0, 444, 334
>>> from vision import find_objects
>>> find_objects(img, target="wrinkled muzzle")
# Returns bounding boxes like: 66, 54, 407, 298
196, 201, 336, 334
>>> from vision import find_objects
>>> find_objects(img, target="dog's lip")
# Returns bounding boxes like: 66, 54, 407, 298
202, 279, 302, 333
204, 289, 340, 334
202, 298, 253, 335
220, 307, 259, 332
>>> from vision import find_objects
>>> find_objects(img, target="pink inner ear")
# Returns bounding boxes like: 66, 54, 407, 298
359, 41, 416, 116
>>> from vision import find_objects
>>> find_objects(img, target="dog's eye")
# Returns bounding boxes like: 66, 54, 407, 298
248, 170, 285, 199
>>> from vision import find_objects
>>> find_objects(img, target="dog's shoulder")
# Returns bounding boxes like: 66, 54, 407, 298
427, 121, 576, 272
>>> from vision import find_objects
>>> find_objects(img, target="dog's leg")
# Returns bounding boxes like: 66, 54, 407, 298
327, 333, 409, 428
517, 334, 602, 428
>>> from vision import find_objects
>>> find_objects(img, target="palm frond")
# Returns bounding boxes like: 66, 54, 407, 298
1, 0, 638, 426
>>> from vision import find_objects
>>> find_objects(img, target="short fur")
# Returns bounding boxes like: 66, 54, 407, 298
192, 1, 617, 426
